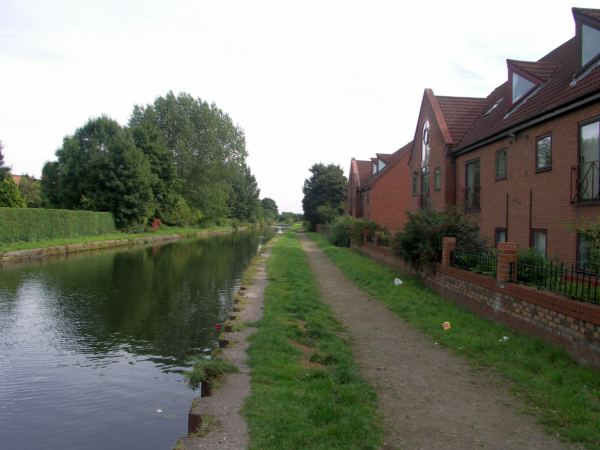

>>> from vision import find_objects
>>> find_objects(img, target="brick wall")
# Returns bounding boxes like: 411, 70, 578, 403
353, 239, 600, 367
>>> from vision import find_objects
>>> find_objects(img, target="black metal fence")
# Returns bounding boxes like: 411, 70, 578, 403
451, 247, 497, 276
511, 260, 600, 305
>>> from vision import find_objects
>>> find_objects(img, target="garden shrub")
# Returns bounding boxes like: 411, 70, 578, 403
0, 208, 116, 243
392, 208, 480, 272
328, 215, 353, 247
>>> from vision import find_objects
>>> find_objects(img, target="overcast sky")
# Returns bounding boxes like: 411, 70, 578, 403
1, 1, 597, 213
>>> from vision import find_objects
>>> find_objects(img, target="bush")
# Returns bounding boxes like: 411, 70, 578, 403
516, 248, 552, 284
0, 208, 116, 243
349, 218, 381, 244
328, 215, 353, 247
392, 209, 480, 272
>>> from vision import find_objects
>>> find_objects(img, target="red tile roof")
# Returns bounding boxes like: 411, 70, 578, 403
356, 160, 372, 186
436, 96, 488, 143
453, 33, 600, 153
574, 7, 600, 23
11, 174, 22, 185
376, 153, 395, 164
508, 59, 560, 82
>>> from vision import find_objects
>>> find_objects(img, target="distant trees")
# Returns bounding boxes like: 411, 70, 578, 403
260, 198, 278, 222
18, 175, 43, 208
302, 163, 347, 230
0, 141, 25, 207
278, 211, 303, 224
41, 91, 262, 229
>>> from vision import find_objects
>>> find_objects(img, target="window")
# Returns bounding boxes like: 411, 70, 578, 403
411, 173, 417, 196
535, 134, 552, 171
582, 24, 600, 67
434, 167, 441, 191
372, 162, 377, 175
531, 229, 547, 257
464, 159, 480, 211
512, 72, 536, 104
580, 119, 600, 201
496, 149, 507, 180
495, 228, 507, 246
421, 121, 430, 168
577, 234, 593, 271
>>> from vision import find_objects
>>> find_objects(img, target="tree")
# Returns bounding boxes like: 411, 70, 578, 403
129, 111, 190, 225
42, 116, 155, 229
0, 141, 10, 182
302, 163, 347, 230
260, 198, 278, 222
18, 175, 43, 208
129, 92, 249, 223
228, 164, 260, 222
0, 176, 26, 207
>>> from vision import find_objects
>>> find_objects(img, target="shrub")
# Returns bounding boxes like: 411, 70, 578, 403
516, 248, 552, 284
0, 208, 116, 243
328, 215, 354, 247
392, 208, 480, 272
349, 218, 381, 244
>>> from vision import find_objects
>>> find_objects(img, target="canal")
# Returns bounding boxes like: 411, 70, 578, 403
0, 228, 275, 450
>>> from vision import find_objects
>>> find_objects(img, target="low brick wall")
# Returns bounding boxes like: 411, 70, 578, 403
353, 243, 600, 367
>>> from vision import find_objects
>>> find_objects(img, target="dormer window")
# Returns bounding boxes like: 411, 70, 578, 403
372, 162, 377, 175
512, 72, 536, 104
582, 23, 600, 67
378, 159, 386, 172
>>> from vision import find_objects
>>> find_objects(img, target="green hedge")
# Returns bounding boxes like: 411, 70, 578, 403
0, 208, 116, 243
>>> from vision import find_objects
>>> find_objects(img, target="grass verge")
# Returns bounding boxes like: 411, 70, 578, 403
309, 232, 600, 450
184, 358, 238, 389
0, 225, 236, 253
243, 231, 382, 450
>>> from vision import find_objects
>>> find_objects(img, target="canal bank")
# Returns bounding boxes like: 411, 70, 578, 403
0, 226, 247, 264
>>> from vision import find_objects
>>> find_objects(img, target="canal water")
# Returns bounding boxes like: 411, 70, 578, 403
0, 228, 275, 450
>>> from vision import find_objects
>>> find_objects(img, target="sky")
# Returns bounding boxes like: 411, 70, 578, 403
1, 0, 598, 213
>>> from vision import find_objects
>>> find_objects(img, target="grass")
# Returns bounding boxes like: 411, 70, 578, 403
0, 225, 235, 253
309, 232, 600, 450
243, 231, 382, 450
184, 358, 238, 389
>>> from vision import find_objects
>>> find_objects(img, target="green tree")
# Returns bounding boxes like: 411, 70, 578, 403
42, 116, 155, 229
260, 198, 278, 222
17, 175, 43, 208
228, 164, 260, 222
0, 141, 10, 182
129, 92, 249, 223
0, 176, 25, 207
129, 110, 190, 225
302, 163, 347, 230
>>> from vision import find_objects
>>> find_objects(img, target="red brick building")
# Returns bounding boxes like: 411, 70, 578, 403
345, 7, 600, 268
359, 142, 412, 231
346, 158, 372, 218
407, 89, 487, 213
450, 7, 600, 268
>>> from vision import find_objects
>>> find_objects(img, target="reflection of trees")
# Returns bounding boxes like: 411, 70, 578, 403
0, 228, 275, 367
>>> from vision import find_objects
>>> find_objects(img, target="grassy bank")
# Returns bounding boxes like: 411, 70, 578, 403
0, 225, 238, 253
309, 233, 600, 450
243, 231, 382, 450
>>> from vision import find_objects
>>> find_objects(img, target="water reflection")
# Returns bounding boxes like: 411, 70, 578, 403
0, 228, 274, 450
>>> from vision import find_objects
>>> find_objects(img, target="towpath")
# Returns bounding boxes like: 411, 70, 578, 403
299, 233, 578, 450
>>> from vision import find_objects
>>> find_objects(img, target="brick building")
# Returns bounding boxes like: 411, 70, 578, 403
450, 7, 600, 268
345, 7, 600, 268
359, 142, 412, 231
346, 158, 372, 218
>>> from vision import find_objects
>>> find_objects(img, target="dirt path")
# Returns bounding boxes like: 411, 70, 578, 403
177, 247, 271, 450
299, 233, 579, 450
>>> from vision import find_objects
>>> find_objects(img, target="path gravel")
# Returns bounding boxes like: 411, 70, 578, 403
300, 233, 579, 450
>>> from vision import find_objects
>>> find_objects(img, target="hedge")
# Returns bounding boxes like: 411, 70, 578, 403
0, 208, 116, 243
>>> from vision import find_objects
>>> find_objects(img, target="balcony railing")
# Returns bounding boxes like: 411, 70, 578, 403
462, 186, 480, 211
572, 161, 600, 203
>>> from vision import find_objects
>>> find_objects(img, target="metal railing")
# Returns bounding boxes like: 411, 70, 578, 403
571, 161, 600, 203
451, 246, 497, 276
511, 259, 600, 305
462, 186, 481, 211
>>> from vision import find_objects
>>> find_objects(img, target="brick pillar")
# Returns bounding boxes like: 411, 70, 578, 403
441, 237, 457, 267
497, 242, 517, 283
